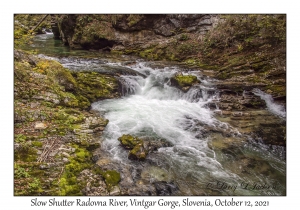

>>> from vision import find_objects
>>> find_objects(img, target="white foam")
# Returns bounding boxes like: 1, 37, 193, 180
253, 88, 286, 118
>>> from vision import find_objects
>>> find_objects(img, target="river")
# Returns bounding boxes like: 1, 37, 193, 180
21, 33, 286, 196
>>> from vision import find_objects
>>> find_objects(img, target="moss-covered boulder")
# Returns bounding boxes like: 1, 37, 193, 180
128, 143, 148, 161
54, 67, 77, 91
170, 74, 200, 92
72, 71, 120, 103
118, 134, 142, 149
118, 134, 149, 161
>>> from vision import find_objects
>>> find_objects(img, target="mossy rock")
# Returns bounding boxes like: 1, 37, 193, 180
128, 143, 148, 161
170, 74, 200, 92
31, 141, 43, 147
73, 72, 120, 102
102, 170, 121, 191
118, 134, 142, 149
54, 67, 77, 91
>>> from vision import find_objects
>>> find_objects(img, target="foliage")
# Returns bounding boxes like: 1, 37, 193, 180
14, 14, 52, 48
14, 163, 43, 195
15, 134, 27, 143
14, 164, 30, 178
14, 25, 33, 48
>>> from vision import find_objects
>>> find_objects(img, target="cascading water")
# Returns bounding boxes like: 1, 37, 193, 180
21, 34, 286, 196
91, 62, 286, 196
253, 88, 286, 118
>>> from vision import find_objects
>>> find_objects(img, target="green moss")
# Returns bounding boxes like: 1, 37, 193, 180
74, 94, 91, 109
128, 143, 148, 161
118, 134, 142, 149
15, 134, 27, 143
14, 144, 38, 162
75, 147, 91, 162
74, 72, 119, 102
54, 68, 77, 90
59, 177, 82, 196
14, 162, 44, 195
58, 144, 93, 196
52, 108, 85, 135
139, 48, 160, 60
172, 74, 199, 88
251, 61, 272, 72
59, 144, 93, 196
31, 141, 43, 147
266, 85, 286, 97
102, 170, 120, 191
14, 164, 30, 178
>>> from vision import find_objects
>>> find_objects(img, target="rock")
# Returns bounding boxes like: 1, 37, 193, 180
109, 185, 121, 196
118, 135, 172, 161
55, 14, 219, 60
54, 68, 77, 91
30, 102, 40, 108
142, 138, 173, 152
34, 122, 47, 130
86, 117, 108, 129
58, 147, 71, 152
96, 158, 111, 167
128, 143, 148, 161
154, 181, 178, 196
93, 127, 105, 133
170, 74, 200, 92
141, 166, 173, 182
118, 134, 142, 149
81, 129, 94, 134
32, 92, 60, 104
73, 71, 120, 102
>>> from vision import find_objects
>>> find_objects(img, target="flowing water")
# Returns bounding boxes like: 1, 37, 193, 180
21, 33, 286, 196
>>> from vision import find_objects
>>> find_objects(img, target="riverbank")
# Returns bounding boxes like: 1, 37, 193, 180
14, 49, 122, 195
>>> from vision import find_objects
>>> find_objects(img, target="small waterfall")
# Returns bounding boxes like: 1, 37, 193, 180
118, 75, 144, 96
253, 88, 286, 118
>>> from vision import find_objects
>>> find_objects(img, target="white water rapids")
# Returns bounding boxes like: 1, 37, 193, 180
91, 62, 285, 196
